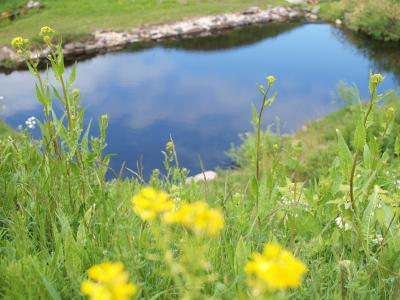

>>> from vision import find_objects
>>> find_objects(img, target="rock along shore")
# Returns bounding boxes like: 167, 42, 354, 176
0, 6, 319, 70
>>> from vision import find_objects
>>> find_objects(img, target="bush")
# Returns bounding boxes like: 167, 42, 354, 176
342, 0, 400, 41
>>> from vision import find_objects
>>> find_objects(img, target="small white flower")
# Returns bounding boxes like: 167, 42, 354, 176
344, 202, 352, 210
356, 174, 361, 178
335, 216, 351, 231
372, 233, 383, 244
335, 216, 344, 228
25, 116, 36, 129
17, 125, 23, 131
344, 223, 351, 231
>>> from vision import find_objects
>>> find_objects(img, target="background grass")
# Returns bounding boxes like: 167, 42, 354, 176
0, 0, 288, 47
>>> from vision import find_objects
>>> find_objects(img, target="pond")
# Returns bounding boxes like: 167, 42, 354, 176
1, 23, 399, 178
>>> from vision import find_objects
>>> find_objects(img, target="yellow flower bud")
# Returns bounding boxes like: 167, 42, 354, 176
266, 75, 276, 87
39, 26, 55, 37
72, 89, 80, 97
11, 37, 30, 50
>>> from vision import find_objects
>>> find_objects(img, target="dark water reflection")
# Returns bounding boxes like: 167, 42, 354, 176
0, 23, 399, 178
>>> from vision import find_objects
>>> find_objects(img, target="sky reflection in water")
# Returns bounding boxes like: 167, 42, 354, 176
0, 23, 399, 177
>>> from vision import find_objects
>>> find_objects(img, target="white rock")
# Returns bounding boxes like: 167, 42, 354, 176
286, 0, 306, 4
26, 0, 42, 9
242, 6, 261, 15
335, 19, 343, 26
186, 171, 218, 183
311, 6, 320, 14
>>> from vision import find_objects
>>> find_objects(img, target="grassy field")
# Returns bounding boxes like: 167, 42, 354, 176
0, 120, 13, 137
1, 29, 400, 299
0, 0, 287, 47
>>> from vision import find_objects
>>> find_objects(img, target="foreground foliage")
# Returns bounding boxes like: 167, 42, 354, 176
0, 28, 400, 299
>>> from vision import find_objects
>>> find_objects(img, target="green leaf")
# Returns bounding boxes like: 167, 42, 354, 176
249, 175, 258, 200
363, 144, 372, 169
264, 92, 277, 108
36, 269, 62, 300
368, 135, 380, 157
395, 136, 400, 156
251, 103, 258, 126
35, 83, 45, 105
258, 84, 265, 96
64, 228, 83, 281
234, 236, 249, 290
336, 129, 353, 179
67, 63, 77, 88
361, 189, 378, 255
354, 118, 366, 152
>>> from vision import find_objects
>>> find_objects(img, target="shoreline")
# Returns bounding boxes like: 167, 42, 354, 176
0, 6, 319, 72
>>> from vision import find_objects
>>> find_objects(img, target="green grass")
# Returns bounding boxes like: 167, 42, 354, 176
1, 32, 400, 299
0, 0, 287, 47
0, 120, 13, 137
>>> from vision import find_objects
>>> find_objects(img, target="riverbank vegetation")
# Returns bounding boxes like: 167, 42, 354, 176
320, 0, 400, 41
0, 0, 286, 47
1, 28, 399, 299
1, 0, 398, 50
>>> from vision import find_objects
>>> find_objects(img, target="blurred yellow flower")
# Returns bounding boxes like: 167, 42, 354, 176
370, 73, 384, 85
369, 72, 384, 93
266, 75, 276, 86
11, 37, 30, 51
245, 243, 307, 293
163, 201, 224, 237
81, 262, 137, 300
39, 26, 55, 37
132, 187, 174, 221
39, 26, 55, 44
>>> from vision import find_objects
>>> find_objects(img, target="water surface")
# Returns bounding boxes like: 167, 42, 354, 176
1, 23, 399, 177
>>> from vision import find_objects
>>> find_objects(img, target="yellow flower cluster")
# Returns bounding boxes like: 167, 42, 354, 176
39, 26, 55, 43
81, 262, 137, 300
164, 201, 224, 237
245, 243, 307, 292
132, 187, 224, 237
11, 37, 30, 52
132, 187, 174, 221
369, 72, 384, 93
266, 75, 276, 86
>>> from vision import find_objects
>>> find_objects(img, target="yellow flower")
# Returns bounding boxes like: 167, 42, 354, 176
370, 73, 384, 85
39, 26, 55, 37
266, 75, 276, 87
245, 243, 307, 293
163, 201, 224, 237
369, 72, 384, 93
81, 262, 137, 300
39, 26, 55, 43
11, 37, 30, 51
132, 187, 174, 221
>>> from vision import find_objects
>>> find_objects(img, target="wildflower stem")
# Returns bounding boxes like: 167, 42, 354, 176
255, 85, 271, 211
349, 83, 376, 211
60, 75, 73, 130
256, 85, 270, 184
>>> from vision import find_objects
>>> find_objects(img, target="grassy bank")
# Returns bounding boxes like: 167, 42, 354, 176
0, 120, 13, 137
0, 0, 287, 47
1, 28, 400, 299
320, 0, 400, 42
